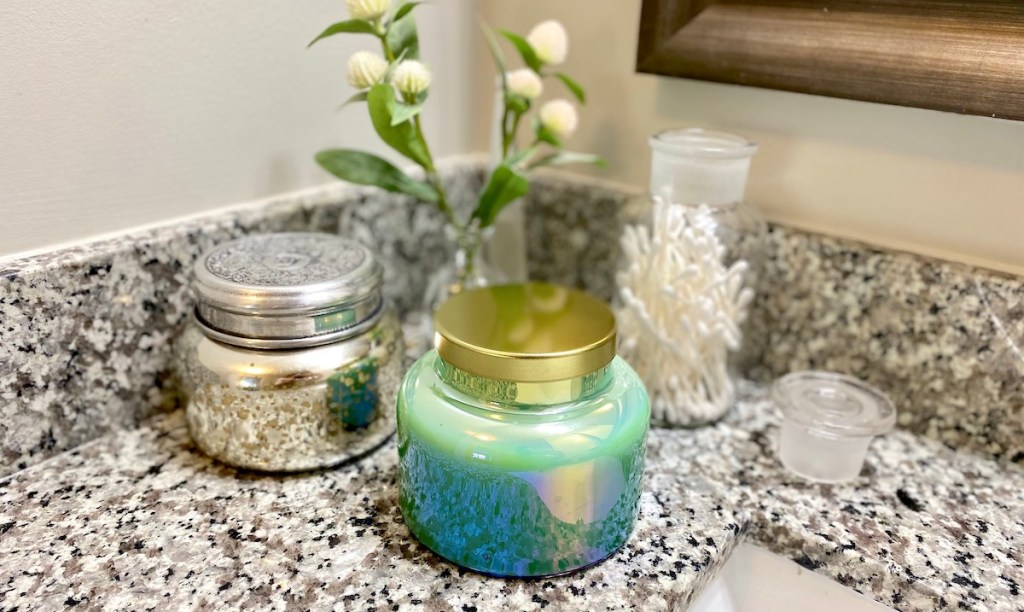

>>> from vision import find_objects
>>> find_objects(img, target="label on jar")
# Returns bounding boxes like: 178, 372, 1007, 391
314, 308, 358, 333
327, 356, 379, 430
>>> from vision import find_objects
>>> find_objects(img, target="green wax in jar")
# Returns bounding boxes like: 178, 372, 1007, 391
397, 351, 650, 577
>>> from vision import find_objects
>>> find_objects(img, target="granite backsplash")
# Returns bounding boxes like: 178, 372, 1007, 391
0, 160, 1021, 477
524, 173, 1023, 464
0, 159, 484, 477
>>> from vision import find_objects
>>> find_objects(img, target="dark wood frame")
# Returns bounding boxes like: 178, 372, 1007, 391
636, 0, 1024, 120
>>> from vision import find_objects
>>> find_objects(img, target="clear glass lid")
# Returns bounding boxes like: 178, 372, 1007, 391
647, 127, 758, 206
772, 371, 896, 438
648, 127, 757, 159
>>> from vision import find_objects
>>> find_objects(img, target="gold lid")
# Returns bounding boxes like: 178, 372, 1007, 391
434, 282, 616, 383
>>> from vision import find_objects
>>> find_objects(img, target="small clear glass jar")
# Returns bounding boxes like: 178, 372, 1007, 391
397, 283, 650, 577
177, 233, 402, 472
773, 371, 896, 483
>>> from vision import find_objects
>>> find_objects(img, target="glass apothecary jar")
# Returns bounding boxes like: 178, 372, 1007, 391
619, 128, 766, 428
397, 282, 650, 577
176, 233, 402, 472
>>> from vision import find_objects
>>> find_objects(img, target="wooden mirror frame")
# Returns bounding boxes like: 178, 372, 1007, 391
636, 0, 1024, 120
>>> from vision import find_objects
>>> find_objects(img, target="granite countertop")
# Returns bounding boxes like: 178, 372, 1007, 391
1, 382, 1021, 612
2, 162, 1021, 612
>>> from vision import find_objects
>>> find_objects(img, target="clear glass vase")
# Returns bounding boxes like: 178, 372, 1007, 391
403, 224, 508, 358
617, 128, 767, 428
422, 223, 507, 311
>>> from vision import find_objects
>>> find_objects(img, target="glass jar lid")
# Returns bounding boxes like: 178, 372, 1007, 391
192, 232, 382, 348
648, 127, 758, 207
772, 371, 897, 439
434, 282, 616, 383
649, 127, 757, 159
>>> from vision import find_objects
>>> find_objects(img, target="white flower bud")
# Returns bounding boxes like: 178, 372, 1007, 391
526, 20, 569, 65
347, 51, 389, 89
346, 0, 390, 21
506, 69, 543, 100
539, 99, 578, 139
392, 60, 431, 96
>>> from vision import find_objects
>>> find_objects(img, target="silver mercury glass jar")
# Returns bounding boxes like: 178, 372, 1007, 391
176, 232, 402, 472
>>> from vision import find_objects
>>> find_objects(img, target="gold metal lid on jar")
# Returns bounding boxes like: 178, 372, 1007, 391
433, 282, 616, 383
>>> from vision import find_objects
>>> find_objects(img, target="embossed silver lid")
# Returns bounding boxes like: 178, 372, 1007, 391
192, 233, 383, 348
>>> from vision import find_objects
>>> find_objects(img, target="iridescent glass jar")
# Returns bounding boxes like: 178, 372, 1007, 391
397, 282, 650, 577
177, 233, 401, 472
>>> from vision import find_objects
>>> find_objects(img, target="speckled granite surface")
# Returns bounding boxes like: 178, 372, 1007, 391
0, 415, 743, 612
3, 164, 1020, 476
524, 173, 1024, 464
2, 161, 1023, 610
673, 385, 1024, 611
1, 382, 1020, 611
0, 159, 483, 476
743, 229, 1024, 464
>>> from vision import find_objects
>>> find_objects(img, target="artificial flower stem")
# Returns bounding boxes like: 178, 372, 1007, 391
501, 108, 512, 158
517, 140, 544, 169
457, 226, 478, 286
507, 111, 523, 156
378, 35, 457, 226
428, 171, 458, 227
402, 90, 453, 223
379, 33, 396, 62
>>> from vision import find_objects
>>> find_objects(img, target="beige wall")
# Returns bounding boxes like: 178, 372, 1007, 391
475, 1, 1024, 276
5, 0, 1021, 273
0, 0, 474, 259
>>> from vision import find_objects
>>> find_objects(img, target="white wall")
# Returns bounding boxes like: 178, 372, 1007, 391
0, 0, 474, 259
476, 1, 1024, 276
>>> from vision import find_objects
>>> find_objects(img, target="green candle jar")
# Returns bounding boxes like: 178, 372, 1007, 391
397, 282, 650, 577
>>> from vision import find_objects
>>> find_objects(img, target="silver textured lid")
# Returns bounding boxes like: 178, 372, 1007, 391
193, 233, 383, 348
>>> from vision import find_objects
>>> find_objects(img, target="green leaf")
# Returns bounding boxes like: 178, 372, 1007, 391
336, 90, 369, 110
308, 19, 378, 47
554, 72, 586, 104
474, 163, 529, 227
532, 116, 562, 148
389, 100, 424, 126
390, 1, 423, 24
367, 84, 431, 167
316, 149, 437, 201
527, 151, 605, 170
386, 13, 419, 59
499, 30, 542, 73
